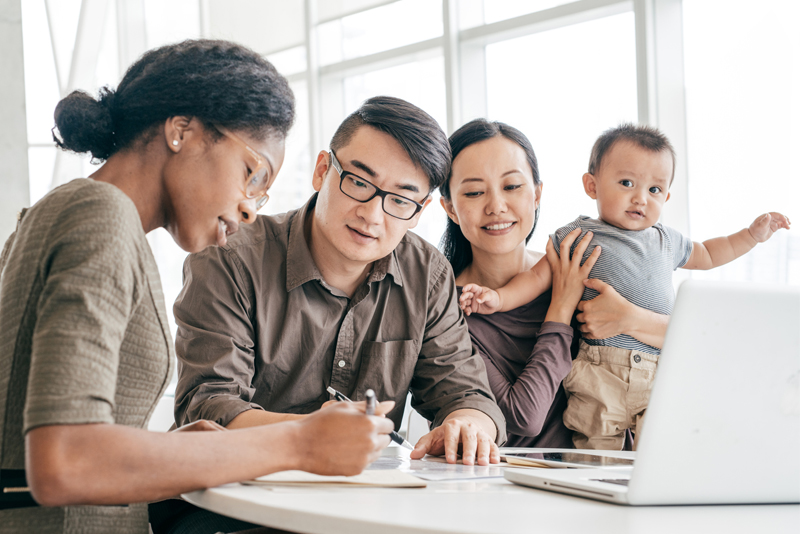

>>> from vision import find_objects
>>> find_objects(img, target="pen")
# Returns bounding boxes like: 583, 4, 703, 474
326, 386, 414, 450
365, 389, 376, 416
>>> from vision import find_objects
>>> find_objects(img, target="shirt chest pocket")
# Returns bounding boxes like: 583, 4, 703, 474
356, 340, 418, 403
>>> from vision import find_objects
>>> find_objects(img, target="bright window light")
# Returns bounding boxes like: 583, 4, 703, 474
683, 0, 800, 285
267, 45, 307, 77
263, 81, 314, 216
459, 0, 576, 29
143, 0, 200, 49
342, 56, 448, 247
486, 11, 638, 253
318, 0, 443, 65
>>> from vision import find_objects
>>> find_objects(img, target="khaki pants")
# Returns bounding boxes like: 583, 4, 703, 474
563, 341, 658, 450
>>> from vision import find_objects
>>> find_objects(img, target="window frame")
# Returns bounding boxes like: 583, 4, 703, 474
274, 0, 690, 236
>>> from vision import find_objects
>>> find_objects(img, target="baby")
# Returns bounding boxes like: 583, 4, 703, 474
460, 123, 791, 450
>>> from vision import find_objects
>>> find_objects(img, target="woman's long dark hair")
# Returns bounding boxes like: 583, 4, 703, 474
52, 39, 295, 161
439, 119, 541, 277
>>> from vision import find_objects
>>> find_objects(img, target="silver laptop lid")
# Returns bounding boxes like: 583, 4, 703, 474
628, 280, 800, 505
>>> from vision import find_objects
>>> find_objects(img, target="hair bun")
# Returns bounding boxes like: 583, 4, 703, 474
52, 87, 116, 161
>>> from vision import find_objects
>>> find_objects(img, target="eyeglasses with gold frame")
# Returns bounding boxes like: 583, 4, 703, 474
214, 124, 271, 210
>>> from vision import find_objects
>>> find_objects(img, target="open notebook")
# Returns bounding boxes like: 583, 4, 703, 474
243, 470, 427, 488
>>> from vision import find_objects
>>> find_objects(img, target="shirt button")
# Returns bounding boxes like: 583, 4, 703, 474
633, 354, 642, 364
338, 360, 346, 368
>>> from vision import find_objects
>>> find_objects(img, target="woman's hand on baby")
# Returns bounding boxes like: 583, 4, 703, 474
748, 212, 791, 243
459, 284, 502, 315
545, 228, 600, 324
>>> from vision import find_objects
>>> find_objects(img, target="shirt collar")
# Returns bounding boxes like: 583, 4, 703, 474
368, 247, 404, 287
286, 195, 323, 292
285, 194, 404, 292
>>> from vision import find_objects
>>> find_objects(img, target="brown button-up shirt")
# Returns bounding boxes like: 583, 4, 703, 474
173, 195, 505, 440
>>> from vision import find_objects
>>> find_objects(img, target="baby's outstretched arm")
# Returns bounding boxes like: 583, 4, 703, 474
682, 212, 791, 270
460, 258, 552, 315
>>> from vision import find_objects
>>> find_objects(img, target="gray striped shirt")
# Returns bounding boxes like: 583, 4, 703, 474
551, 216, 693, 355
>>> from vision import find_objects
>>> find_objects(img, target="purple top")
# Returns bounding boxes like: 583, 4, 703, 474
459, 288, 577, 448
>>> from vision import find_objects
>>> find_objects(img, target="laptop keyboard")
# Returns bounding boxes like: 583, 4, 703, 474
590, 478, 630, 486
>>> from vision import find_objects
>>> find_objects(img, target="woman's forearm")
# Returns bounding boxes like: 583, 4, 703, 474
481, 325, 573, 437
624, 305, 669, 349
226, 409, 306, 428
26, 422, 300, 507
543, 301, 574, 325
26, 404, 392, 507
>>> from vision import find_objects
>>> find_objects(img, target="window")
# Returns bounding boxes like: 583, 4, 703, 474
18, 2, 799, 385
263, 81, 314, 216
683, 0, 800, 285
318, 0, 443, 65
459, 0, 577, 29
20, 0, 202, 389
340, 56, 449, 244
485, 11, 638, 252
21, 0, 76, 204
16, 0, 798, 431
143, 0, 200, 49
267, 46, 308, 77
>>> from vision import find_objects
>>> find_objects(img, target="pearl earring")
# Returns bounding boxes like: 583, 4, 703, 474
172, 140, 179, 146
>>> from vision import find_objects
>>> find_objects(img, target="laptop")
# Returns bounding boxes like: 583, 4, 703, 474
504, 280, 800, 505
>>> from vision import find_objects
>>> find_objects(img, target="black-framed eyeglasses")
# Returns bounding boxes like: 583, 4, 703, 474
329, 149, 428, 220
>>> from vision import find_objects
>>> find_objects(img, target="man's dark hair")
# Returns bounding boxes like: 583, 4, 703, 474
329, 96, 450, 192
588, 123, 676, 184
439, 119, 541, 277
53, 39, 295, 161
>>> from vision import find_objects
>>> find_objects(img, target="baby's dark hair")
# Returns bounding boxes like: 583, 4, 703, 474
329, 96, 450, 192
52, 39, 295, 161
588, 123, 676, 184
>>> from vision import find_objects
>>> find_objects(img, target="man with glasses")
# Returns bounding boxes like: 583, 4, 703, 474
173, 96, 506, 465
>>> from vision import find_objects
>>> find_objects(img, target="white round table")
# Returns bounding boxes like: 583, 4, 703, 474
183, 448, 799, 534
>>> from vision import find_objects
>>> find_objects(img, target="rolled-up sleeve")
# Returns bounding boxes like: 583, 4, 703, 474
173, 246, 264, 427
409, 258, 507, 444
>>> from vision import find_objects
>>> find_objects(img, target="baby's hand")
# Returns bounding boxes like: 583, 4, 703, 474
460, 284, 502, 316
748, 212, 791, 243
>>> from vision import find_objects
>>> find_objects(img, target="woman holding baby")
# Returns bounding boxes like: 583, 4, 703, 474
439, 119, 668, 448
441, 119, 789, 450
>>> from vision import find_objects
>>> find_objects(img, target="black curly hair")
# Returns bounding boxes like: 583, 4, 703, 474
439, 119, 541, 277
52, 39, 295, 161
